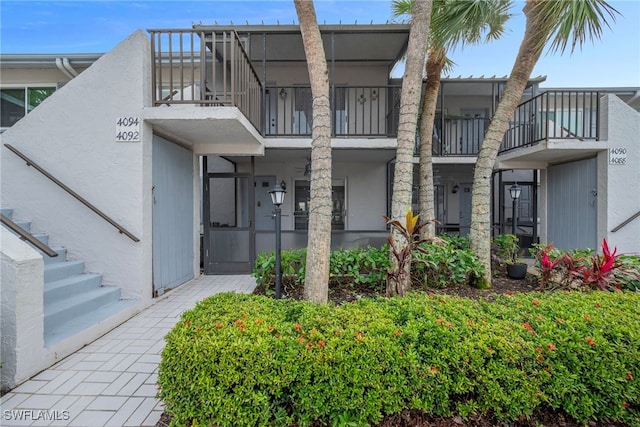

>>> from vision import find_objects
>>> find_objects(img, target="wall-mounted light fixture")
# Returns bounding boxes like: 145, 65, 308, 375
279, 88, 287, 100
452, 184, 459, 194
358, 93, 366, 105
371, 89, 378, 101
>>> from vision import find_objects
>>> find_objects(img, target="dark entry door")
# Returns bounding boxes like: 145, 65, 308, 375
203, 173, 254, 274
459, 183, 473, 235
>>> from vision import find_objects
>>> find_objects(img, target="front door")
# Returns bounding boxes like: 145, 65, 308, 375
459, 183, 473, 236
203, 173, 254, 274
152, 135, 194, 295
547, 158, 597, 250
254, 176, 277, 231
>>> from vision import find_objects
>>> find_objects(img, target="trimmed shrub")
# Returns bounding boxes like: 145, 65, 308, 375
158, 291, 640, 427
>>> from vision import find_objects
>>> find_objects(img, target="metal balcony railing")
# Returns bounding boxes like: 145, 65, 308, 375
428, 116, 491, 156
265, 85, 402, 137
149, 29, 262, 131
500, 90, 600, 152
148, 35, 600, 157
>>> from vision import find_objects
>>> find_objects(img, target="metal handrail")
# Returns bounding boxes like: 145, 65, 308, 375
3, 144, 140, 242
1, 214, 58, 257
611, 210, 640, 233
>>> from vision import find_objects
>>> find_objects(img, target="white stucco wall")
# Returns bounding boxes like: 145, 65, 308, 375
0, 229, 45, 391
0, 30, 153, 300
334, 162, 387, 230
597, 95, 640, 254
252, 157, 388, 231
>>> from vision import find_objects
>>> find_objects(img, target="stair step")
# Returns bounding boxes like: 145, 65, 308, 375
44, 247, 67, 264
0, 208, 13, 218
12, 220, 31, 232
44, 261, 86, 283
44, 273, 103, 304
45, 286, 121, 332
44, 298, 138, 347
33, 233, 49, 245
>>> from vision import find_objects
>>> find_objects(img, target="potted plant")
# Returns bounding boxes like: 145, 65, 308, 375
493, 234, 528, 280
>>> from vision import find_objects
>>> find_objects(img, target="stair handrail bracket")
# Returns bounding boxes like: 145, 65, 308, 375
3, 143, 140, 242
1, 213, 59, 257
611, 210, 640, 233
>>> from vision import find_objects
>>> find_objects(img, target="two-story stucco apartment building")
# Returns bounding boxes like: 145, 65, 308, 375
2, 24, 639, 390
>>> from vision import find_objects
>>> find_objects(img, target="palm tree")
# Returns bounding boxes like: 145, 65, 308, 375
294, 0, 332, 303
469, 0, 619, 287
388, 0, 433, 296
392, 0, 511, 239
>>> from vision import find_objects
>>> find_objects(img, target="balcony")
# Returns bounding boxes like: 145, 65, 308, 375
147, 30, 600, 159
501, 90, 600, 152
265, 85, 401, 138
146, 29, 263, 155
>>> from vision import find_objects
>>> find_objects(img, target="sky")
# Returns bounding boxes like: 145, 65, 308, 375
1, 0, 639, 88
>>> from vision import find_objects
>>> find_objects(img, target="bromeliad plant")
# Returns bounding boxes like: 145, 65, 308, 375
385, 209, 440, 297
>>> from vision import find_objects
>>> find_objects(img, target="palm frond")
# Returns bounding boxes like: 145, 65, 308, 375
533, 0, 619, 54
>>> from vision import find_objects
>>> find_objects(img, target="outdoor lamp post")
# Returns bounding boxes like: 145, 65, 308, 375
509, 183, 522, 236
269, 182, 286, 299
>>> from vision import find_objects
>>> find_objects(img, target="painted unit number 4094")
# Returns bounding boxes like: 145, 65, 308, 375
115, 116, 141, 142
117, 117, 139, 126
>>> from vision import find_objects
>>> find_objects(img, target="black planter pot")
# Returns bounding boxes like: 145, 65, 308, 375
507, 263, 528, 280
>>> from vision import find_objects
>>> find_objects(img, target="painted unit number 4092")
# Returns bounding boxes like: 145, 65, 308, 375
115, 116, 141, 142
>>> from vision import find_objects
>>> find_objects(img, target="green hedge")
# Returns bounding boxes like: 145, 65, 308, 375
158, 291, 639, 427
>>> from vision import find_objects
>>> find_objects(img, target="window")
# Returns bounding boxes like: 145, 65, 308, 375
1, 86, 56, 128
294, 178, 346, 230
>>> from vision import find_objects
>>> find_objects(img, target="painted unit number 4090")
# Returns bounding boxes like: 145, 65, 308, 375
115, 116, 141, 142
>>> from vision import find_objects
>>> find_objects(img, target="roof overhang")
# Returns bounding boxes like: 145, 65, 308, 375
0, 53, 102, 69
143, 105, 265, 155
193, 23, 410, 66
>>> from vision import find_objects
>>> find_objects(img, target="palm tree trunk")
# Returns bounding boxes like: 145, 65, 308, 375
294, 0, 332, 304
470, 1, 546, 287
418, 49, 446, 240
389, 0, 433, 297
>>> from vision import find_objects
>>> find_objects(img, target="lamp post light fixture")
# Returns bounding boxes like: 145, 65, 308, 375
509, 183, 522, 236
269, 182, 286, 299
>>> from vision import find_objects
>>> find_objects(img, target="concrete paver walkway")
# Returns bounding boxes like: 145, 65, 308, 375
1, 275, 256, 426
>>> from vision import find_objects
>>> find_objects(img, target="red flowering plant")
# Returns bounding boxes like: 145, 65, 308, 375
572, 239, 621, 291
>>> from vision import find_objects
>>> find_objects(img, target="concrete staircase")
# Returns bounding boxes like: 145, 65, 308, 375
1, 208, 137, 347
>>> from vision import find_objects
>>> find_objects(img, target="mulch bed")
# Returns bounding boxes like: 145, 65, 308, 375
157, 271, 626, 427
